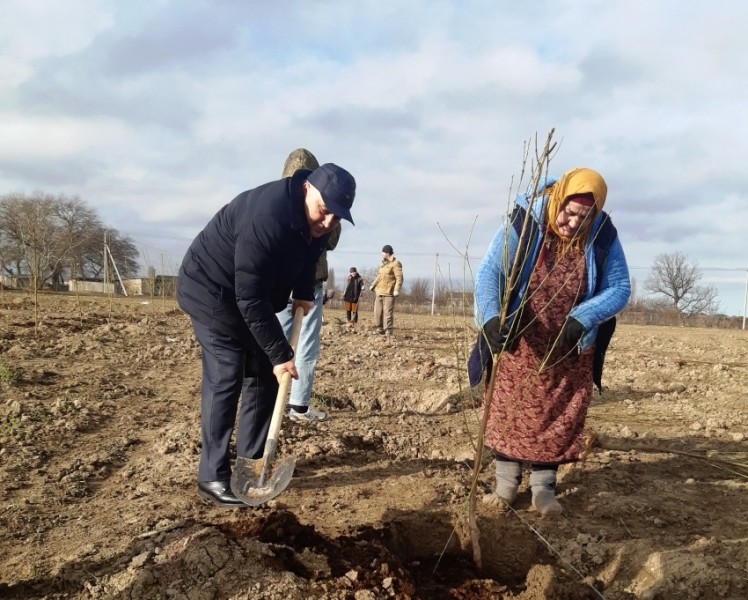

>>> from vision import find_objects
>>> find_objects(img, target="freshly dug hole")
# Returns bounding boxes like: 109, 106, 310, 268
222, 509, 596, 599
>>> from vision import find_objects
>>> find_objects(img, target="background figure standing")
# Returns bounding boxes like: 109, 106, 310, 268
472, 167, 630, 516
343, 267, 364, 326
276, 149, 341, 423
370, 245, 403, 337
177, 161, 356, 507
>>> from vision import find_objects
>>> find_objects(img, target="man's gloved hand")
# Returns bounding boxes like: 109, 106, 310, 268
483, 316, 513, 354
393, 291, 399, 297
369, 285, 375, 292
560, 317, 585, 349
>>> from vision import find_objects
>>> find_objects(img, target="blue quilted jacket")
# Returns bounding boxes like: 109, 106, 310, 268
474, 188, 631, 351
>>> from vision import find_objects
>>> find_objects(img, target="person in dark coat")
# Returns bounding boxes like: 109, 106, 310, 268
177, 163, 356, 507
343, 267, 364, 325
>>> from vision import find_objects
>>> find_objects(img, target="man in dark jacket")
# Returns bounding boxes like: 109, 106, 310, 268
177, 163, 356, 507
343, 267, 364, 325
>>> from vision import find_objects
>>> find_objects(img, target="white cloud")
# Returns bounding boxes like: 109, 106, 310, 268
0, 0, 115, 85
0, 0, 746, 314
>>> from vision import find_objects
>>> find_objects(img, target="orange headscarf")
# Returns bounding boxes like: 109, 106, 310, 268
546, 167, 607, 247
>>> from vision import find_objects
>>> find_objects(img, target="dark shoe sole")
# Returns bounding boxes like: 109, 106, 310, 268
197, 489, 250, 509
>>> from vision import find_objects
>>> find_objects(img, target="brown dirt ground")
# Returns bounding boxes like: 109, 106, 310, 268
0, 291, 746, 600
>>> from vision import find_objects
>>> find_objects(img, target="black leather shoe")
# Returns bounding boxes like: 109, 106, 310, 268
197, 480, 248, 508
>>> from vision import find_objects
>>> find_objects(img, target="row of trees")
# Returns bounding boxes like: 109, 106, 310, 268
0, 192, 140, 290
328, 252, 721, 316
1, 193, 722, 316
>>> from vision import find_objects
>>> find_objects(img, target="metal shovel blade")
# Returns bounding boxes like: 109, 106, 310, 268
231, 454, 296, 506
230, 306, 304, 507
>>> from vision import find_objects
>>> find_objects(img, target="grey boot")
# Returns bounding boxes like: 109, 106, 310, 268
494, 460, 522, 505
529, 468, 563, 516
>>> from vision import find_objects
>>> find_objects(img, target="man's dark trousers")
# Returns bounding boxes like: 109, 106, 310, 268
191, 319, 278, 482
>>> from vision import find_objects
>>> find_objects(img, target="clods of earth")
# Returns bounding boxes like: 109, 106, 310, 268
0, 292, 746, 599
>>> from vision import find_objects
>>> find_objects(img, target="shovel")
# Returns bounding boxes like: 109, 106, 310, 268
231, 305, 303, 506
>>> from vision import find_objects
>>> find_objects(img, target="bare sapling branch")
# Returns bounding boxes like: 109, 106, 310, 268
467, 129, 558, 569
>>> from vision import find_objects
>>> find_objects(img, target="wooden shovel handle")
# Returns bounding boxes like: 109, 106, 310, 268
264, 306, 304, 451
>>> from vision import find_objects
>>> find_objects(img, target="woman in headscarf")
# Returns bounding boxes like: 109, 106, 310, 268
473, 167, 631, 515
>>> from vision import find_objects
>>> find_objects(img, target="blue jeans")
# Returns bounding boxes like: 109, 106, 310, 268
276, 283, 323, 408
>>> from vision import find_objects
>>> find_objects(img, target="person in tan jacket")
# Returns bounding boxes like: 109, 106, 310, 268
370, 245, 403, 336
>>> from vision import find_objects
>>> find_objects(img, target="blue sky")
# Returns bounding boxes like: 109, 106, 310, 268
2, 0, 746, 315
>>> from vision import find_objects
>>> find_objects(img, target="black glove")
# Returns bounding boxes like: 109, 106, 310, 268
560, 317, 585, 350
483, 316, 514, 354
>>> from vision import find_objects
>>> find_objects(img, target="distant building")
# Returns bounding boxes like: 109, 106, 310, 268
1, 274, 33, 290
66, 279, 116, 295
121, 275, 177, 297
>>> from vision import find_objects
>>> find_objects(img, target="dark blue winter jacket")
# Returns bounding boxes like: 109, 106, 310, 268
177, 169, 326, 366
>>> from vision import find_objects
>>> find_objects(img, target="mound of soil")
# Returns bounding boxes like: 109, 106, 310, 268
0, 292, 746, 599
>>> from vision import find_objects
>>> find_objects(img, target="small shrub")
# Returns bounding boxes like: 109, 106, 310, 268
0, 362, 16, 385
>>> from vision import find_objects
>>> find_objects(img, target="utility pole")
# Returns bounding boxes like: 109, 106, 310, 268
431, 253, 438, 316
106, 245, 128, 297
742, 270, 747, 331
103, 231, 109, 288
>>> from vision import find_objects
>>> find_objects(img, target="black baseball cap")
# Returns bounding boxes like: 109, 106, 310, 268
307, 163, 356, 225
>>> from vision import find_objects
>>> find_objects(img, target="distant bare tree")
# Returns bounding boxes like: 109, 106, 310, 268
103, 228, 140, 279
0, 192, 69, 289
645, 251, 719, 316
0, 217, 25, 277
407, 277, 430, 304
52, 196, 102, 286
327, 267, 336, 293
0, 192, 140, 288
